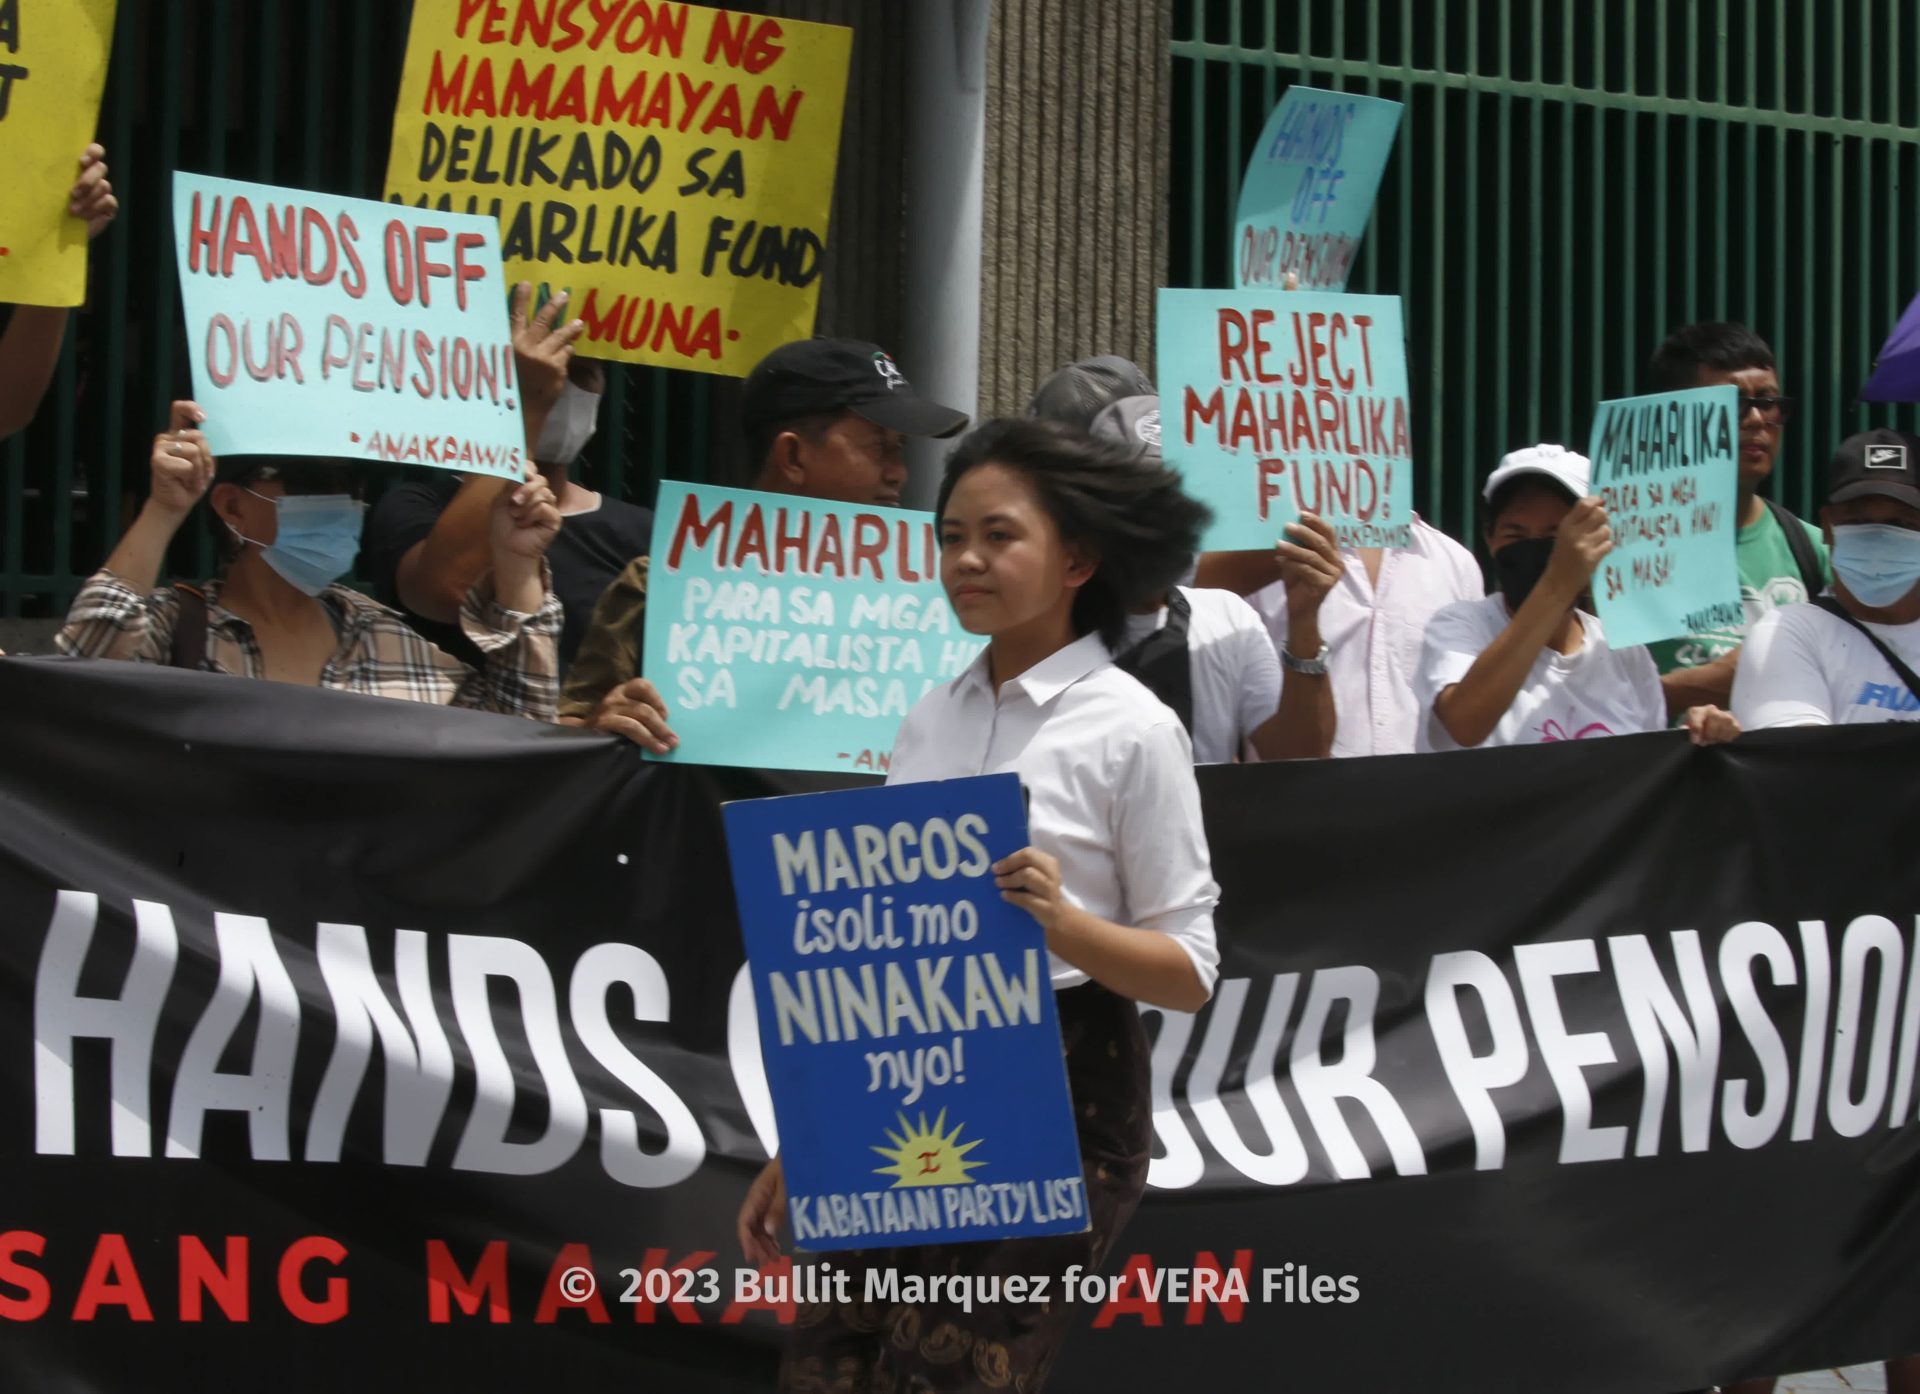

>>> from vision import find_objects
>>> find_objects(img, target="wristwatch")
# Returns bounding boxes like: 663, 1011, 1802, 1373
1281, 641, 1331, 676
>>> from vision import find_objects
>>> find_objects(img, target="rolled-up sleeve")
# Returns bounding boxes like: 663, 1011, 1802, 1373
1110, 719, 1221, 996
55, 570, 177, 664
454, 571, 563, 721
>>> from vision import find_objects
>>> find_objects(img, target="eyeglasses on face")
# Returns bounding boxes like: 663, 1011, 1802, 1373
1738, 395, 1793, 424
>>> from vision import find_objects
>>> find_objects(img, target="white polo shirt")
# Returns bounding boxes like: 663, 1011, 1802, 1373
1732, 602, 1920, 726
1412, 596, 1665, 752
1250, 518, 1485, 758
887, 631, 1221, 994
1118, 586, 1281, 764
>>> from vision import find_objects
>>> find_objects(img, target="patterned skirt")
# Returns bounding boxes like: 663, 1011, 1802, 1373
779, 981, 1154, 1394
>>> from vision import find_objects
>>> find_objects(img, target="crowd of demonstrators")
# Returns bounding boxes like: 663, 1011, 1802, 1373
741, 417, 1220, 1390
1646, 322, 1831, 715
1414, 445, 1738, 751
53, 401, 564, 715
362, 285, 651, 675
557, 337, 968, 748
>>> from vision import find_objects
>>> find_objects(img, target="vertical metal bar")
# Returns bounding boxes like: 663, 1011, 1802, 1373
305, 4, 326, 186
1397, 0, 1414, 336
1799, 0, 1816, 516
1424, 0, 1448, 531
1712, 0, 1727, 316
97, 0, 136, 560
1741, 3, 1757, 321
1589, 0, 1605, 417
1494, 0, 1511, 464
1526, 0, 1542, 444
1187, 30, 1206, 286
1652, 0, 1668, 337
1826, 3, 1843, 478
256, 4, 280, 179
1683, 0, 1698, 325
193, 0, 233, 582
1622, 0, 1637, 395
1460, 0, 1479, 537
350, 1, 375, 196
1558, 0, 1572, 443
147, 11, 185, 452
1226, 0, 1243, 265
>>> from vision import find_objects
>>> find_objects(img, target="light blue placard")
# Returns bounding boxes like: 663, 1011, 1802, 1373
723, 774, 1088, 1252
1158, 287, 1414, 551
1234, 85, 1404, 292
642, 482, 984, 774
1587, 386, 1743, 649
172, 172, 524, 477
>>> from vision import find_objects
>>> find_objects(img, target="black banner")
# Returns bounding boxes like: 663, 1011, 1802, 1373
3, 657, 1918, 1393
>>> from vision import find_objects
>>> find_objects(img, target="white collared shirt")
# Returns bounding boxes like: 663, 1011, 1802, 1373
1250, 518, 1485, 757
887, 631, 1221, 994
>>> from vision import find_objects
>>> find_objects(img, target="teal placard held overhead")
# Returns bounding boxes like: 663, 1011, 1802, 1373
1586, 386, 1744, 649
642, 482, 985, 774
172, 171, 525, 477
1234, 85, 1404, 292
1158, 287, 1414, 551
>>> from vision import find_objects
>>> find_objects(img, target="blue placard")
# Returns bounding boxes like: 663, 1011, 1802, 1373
641, 482, 984, 774
1158, 287, 1414, 551
723, 775, 1088, 1253
1587, 387, 1743, 648
1233, 85, 1404, 292
172, 172, 525, 477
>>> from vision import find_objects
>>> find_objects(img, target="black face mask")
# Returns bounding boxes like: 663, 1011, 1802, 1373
1491, 536, 1556, 611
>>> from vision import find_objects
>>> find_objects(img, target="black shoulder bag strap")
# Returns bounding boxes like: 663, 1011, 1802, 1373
1112, 589, 1195, 734
1812, 596, 1920, 704
1765, 497, 1826, 601
171, 583, 209, 671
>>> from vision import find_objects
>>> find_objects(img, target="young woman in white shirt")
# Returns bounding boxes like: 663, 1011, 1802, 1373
1415, 445, 1740, 752
738, 417, 1222, 1393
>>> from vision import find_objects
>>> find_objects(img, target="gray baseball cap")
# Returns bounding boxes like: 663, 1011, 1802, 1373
1088, 394, 1163, 460
1026, 356, 1156, 431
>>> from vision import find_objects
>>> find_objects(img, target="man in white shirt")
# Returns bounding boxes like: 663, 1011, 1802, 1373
1193, 486, 1485, 758
1733, 428, 1920, 729
1413, 445, 1705, 752
1091, 395, 1342, 760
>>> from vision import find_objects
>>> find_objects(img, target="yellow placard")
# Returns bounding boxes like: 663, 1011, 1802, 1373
0, 0, 116, 308
385, 0, 851, 378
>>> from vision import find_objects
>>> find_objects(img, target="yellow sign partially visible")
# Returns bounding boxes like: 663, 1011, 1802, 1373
0, 0, 116, 308
385, 0, 852, 378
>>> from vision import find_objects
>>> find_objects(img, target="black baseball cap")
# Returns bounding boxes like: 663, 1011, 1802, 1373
1829, 428, 1920, 509
1026, 356, 1156, 431
741, 338, 968, 439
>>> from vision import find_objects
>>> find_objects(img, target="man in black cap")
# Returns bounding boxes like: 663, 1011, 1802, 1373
559, 337, 967, 744
1732, 428, 1920, 733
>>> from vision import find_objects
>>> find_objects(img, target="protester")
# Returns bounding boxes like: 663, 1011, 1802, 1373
1645, 322, 1831, 713
362, 283, 630, 672
562, 337, 968, 744
56, 401, 562, 717
1732, 429, 1920, 735
738, 416, 1218, 1391
0, 145, 118, 440
1414, 444, 1739, 751
1089, 394, 1337, 759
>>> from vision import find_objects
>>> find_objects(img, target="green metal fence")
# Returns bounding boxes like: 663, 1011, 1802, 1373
0, 0, 715, 620
1171, 0, 1920, 547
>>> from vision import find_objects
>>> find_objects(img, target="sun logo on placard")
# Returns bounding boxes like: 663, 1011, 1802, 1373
872, 1109, 985, 1188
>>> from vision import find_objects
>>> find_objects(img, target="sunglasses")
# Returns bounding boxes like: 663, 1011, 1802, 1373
1738, 395, 1793, 424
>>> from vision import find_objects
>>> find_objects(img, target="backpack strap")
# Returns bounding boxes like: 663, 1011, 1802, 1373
1112, 589, 1195, 734
1764, 497, 1826, 601
1811, 596, 1920, 705
171, 583, 209, 671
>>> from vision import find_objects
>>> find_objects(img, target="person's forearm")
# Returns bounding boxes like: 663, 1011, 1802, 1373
1661, 651, 1738, 716
1194, 549, 1285, 597
0, 306, 71, 439
1433, 581, 1579, 747
397, 476, 513, 621
1049, 905, 1209, 1012
1251, 609, 1334, 759
491, 551, 547, 615
101, 503, 188, 593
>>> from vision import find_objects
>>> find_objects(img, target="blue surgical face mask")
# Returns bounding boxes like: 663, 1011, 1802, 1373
1831, 522, 1920, 609
229, 490, 367, 596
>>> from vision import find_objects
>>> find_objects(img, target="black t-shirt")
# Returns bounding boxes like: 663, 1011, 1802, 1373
361, 471, 654, 673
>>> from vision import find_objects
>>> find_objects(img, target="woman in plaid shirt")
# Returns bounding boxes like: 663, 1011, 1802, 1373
56, 400, 563, 719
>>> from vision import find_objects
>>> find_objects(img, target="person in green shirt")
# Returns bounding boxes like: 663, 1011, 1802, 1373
1643, 322, 1832, 714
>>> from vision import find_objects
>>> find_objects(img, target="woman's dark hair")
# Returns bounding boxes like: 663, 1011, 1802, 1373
936, 417, 1211, 650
